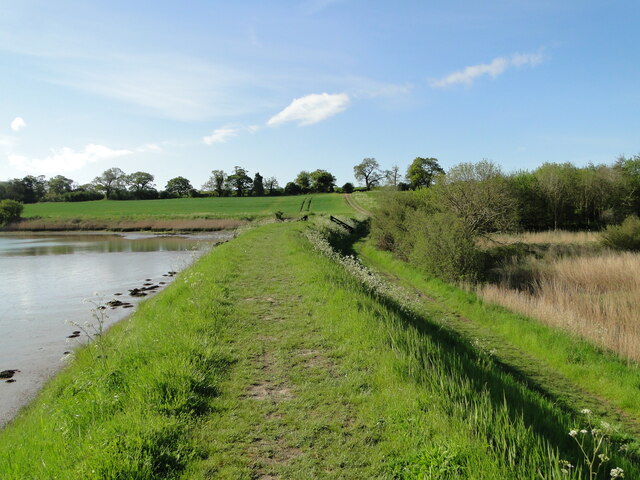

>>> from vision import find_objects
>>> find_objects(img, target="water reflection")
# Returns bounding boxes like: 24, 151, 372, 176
0, 233, 206, 256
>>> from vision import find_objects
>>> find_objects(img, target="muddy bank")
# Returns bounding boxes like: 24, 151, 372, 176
4, 217, 247, 232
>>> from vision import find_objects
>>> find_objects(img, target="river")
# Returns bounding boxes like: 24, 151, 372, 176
0, 231, 233, 427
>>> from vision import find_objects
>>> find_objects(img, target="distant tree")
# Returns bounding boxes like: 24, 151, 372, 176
342, 182, 355, 193
93, 168, 127, 199
353, 158, 382, 190
284, 182, 302, 195
165, 176, 193, 197
310, 169, 336, 193
226, 166, 252, 196
252, 172, 265, 196
384, 165, 401, 187
47, 175, 74, 195
202, 170, 227, 196
406, 157, 444, 189
295, 171, 311, 192
127, 171, 155, 193
534, 163, 576, 230
264, 177, 279, 195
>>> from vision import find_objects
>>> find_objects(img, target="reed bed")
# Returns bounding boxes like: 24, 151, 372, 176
486, 230, 601, 246
479, 250, 640, 363
6, 218, 247, 232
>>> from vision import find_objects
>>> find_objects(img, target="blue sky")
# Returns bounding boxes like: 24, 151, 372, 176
1, 0, 639, 189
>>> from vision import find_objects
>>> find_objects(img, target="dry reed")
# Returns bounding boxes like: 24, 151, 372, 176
485, 230, 600, 246
478, 250, 640, 363
6, 218, 247, 232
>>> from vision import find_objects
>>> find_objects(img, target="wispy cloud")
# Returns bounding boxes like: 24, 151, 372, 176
8, 144, 133, 174
10, 117, 27, 132
267, 93, 349, 127
203, 127, 242, 145
429, 52, 544, 88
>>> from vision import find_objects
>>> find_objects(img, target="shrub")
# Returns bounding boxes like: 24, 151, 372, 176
408, 212, 484, 282
0, 199, 23, 225
601, 215, 640, 251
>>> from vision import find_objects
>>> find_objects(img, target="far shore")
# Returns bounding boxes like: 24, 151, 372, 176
2, 217, 248, 233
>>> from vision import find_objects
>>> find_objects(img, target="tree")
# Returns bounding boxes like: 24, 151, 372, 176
264, 177, 279, 195
342, 182, 354, 193
252, 172, 265, 196
534, 162, 577, 230
284, 182, 302, 195
47, 175, 74, 195
310, 169, 336, 193
0, 199, 23, 225
93, 168, 127, 199
384, 165, 401, 187
353, 158, 382, 190
295, 171, 311, 192
202, 170, 227, 196
226, 166, 252, 197
165, 176, 193, 197
127, 171, 155, 193
406, 157, 444, 189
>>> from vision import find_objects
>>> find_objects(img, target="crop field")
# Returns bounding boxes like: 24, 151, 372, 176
22, 193, 355, 220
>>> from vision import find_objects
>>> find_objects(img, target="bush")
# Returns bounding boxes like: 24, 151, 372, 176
408, 212, 484, 282
601, 215, 640, 251
0, 199, 24, 225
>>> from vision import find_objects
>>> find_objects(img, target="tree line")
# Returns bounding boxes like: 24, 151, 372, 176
0, 166, 350, 204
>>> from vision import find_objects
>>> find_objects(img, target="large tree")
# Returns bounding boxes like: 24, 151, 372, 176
165, 176, 193, 197
202, 170, 227, 197
93, 168, 127, 199
264, 177, 279, 195
295, 171, 311, 192
226, 166, 252, 197
47, 175, 75, 195
406, 157, 444, 189
127, 171, 155, 193
252, 172, 265, 196
310, 169, 336, 193
384, 165, 401, 188
353, 158, 382, 190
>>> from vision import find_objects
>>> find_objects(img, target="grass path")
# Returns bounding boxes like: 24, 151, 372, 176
2, 222, 638, 478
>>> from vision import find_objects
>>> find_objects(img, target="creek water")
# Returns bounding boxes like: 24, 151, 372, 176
0, 231, 233, 427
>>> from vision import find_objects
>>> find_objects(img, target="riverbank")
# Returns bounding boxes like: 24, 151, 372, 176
0, 231, 234, 429
1, 221, 637, 478
3, 217, 246, 232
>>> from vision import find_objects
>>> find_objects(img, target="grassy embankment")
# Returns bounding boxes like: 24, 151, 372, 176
13, 193, 353, 231
1, 220, 638, 478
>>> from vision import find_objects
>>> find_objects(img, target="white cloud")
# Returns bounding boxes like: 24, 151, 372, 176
203, 127, 242, 145
10, 117, 27, 132
8, 144, 133, 174
137, 143, 162, 153
267, 93, 350, 127
429, 52, 544, 88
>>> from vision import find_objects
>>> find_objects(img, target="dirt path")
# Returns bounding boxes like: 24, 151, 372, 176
344, 194, 372, 216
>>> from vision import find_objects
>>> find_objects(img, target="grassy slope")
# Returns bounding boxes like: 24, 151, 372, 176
1, 223, 638, 478
356, 240, 640, 432
22, 194, 353, 220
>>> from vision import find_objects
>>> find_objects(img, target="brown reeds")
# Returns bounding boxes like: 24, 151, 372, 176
479, 250, 640, 363
5, 218, 247, 232
485, 230, 601, 246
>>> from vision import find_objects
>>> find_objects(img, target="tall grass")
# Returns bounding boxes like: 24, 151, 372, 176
479, 250, 640, 363
485, 230, 601, 246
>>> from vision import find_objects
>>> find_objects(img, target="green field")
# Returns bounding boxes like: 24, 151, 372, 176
22, 194, 355, 220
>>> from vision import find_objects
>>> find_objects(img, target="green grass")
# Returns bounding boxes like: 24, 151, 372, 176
1, 223, 637, 478
22, 193, 354, 220
356, 239, 640, 432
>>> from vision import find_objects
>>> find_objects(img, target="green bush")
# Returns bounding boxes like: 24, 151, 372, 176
0, 199, 23, 225
408, 212, 484, 282
601, 215, 640, 251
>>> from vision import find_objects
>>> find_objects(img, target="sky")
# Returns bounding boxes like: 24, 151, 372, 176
1, 0, 639, 189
